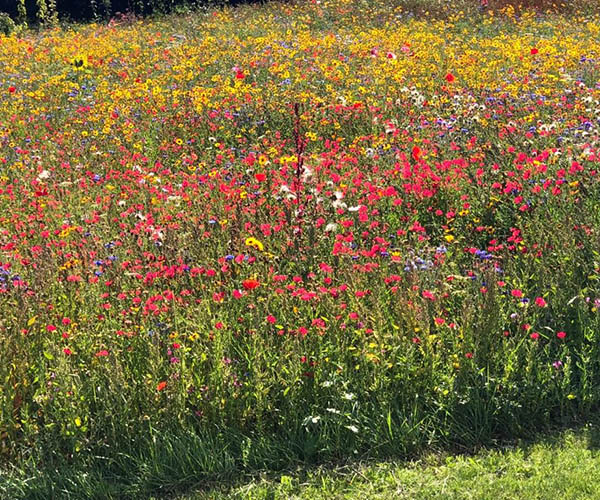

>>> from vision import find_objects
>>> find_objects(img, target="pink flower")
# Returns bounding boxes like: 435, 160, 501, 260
530, 332, 540, 340
557, 331, 566, 339
535, 297, 547, 307
511, 289, 523, 298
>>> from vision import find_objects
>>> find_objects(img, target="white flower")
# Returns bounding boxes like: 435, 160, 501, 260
37, 170, 51, 181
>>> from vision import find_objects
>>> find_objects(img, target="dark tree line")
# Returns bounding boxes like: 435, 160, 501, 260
0, 0, 231, 23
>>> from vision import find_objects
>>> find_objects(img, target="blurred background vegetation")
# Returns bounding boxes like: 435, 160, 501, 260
0, 0, 597, 27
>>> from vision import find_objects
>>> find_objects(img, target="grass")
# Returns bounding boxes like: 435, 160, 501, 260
3, 422, 600, 498
179, 423, 600, 499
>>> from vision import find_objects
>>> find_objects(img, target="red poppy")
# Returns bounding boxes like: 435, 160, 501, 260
254, 173, 266, 182
412, 145, 421, 162
445, 72, 455, 83
157, 381, 167, 391
242, 278, 260, 290
530, 48, 539, 55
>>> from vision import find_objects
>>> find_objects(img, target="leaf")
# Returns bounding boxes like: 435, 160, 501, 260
74, 417, 81, 427
43, 352, 54, 361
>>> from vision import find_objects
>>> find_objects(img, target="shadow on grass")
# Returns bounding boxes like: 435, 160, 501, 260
2, 418, 600, 500
163, 418, 600, 500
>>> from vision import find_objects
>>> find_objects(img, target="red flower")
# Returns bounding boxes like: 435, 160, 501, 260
530, 332, 540, 340
254, 173, 266, 182
157, 381, 167, 391
8, 86, 16, 93
445, 72, 455, 83
535, 297, 547, 307
95, 349, 109, 357
557, 331, 566, 339
242, 278, 260, 290
412, 145, 421, 162
530, 48, 539, 55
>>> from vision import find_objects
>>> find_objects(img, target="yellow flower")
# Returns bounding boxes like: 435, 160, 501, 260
71, 54, 89, 71
245, 237, 264, 252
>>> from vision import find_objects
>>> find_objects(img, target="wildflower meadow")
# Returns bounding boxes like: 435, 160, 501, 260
1, 0, 600, 497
